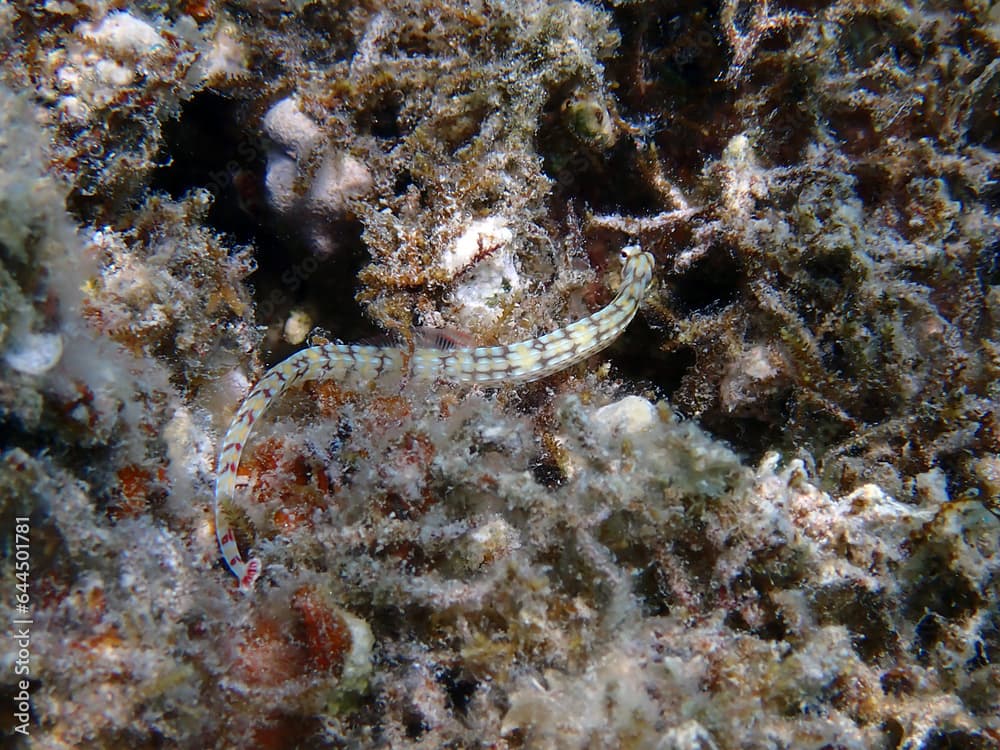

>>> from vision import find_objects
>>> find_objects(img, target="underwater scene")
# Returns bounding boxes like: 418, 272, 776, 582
1, 1, 998, 748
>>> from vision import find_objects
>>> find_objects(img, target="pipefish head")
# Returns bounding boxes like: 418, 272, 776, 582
619, 244, 655, 289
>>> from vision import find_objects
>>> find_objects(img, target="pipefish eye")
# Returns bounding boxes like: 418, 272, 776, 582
619, 245, 642, 264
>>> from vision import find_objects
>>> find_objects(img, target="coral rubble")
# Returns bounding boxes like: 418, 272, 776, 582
1, 1, 998, 748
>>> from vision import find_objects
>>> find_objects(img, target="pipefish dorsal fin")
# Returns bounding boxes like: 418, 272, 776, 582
355, 326, 477, 351
411, 325, 477, 351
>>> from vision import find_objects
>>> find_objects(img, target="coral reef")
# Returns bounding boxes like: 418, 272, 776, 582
1, 1, 999, 749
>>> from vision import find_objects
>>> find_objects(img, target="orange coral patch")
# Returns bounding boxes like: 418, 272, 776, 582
291, 586, 352, 676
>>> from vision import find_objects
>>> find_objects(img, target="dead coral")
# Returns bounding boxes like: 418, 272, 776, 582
611, 1, 1000, 502
5, 5, 249, 221
83, 190, 257, 382
221, 1, 624, 343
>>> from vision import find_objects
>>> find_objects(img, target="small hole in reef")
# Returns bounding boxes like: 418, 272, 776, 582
151, 92, 269, 245
436, 667, 478, 716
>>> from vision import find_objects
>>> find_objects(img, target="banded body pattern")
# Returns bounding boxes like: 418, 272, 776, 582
214, 245, 654, 589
